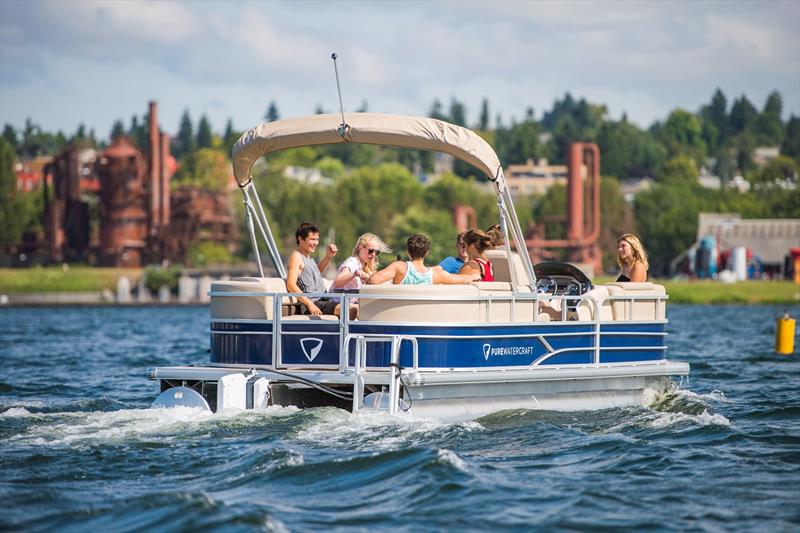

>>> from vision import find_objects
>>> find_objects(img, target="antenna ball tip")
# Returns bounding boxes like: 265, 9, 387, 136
331, 53, 338, 59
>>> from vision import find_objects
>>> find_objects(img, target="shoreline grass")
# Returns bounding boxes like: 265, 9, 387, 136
0, 266, 142, 293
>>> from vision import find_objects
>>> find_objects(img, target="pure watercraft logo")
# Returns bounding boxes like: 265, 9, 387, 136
481, 343, 534, 360
300, 338, 323, 362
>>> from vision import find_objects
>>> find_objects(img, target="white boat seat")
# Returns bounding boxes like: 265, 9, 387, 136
576, 286, 611, 321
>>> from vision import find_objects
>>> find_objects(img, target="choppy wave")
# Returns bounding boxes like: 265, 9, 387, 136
2, 304, 799, 531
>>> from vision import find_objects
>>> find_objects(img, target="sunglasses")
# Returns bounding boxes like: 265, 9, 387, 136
365, 248, 380, 256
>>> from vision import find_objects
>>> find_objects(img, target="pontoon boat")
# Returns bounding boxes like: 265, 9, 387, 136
147, 113, 689, 422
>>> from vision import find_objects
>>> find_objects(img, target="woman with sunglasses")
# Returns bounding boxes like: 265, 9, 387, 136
330, 233, 392, 294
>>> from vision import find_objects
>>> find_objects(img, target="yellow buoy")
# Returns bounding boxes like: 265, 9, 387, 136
776, 311, 796, 355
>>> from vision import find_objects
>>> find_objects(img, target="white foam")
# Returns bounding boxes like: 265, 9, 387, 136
648, 409, 732, 429
263, 515, 290, 533
1, 407, 32, 417
676, 388, 729, 404
293, 408, 483, 451
436, 449, 469, 472
8, 405, 299, 447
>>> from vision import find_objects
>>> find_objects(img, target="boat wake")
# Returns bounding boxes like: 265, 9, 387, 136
1, 403, 301, 447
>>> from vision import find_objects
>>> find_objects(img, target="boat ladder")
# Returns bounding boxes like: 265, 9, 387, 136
345, 334, 419, 415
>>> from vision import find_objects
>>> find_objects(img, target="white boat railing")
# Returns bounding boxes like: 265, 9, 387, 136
209, 288, 669, 372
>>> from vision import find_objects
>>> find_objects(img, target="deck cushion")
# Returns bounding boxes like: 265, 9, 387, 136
358, 284, 480, 322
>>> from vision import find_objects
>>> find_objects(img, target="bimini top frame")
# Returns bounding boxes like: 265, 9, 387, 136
232, 112, 536, 287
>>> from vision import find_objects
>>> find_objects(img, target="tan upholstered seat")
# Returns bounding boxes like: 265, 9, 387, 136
210, 278, 294, 320
358, 284, 481, 322
471, 282, 537, 323
281, 314, 338, 321
601, 282, 666, 320
485, 249, 532, 287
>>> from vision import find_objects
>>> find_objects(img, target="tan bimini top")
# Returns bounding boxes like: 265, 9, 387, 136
231, 112, 502, 186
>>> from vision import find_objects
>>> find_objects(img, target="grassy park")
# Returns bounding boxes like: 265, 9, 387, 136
0, 266, 142, 294
1, 266, 797, 305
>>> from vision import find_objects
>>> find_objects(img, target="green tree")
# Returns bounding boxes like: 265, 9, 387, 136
597, 118, 666, 178
174, 109, 195, 158
634, 181, 714, 276
0, 138, 20, 245
2, 124, 18, 153
729, 95, 758, 136
448, 98, 467, 126
423, 173, 497, 226
189, 241, 232, 266
428, 99, 446, 121
780, 116, 800, 162
265, 101, 280, 122
315, 156, 345, 180
196, 114, 213, 149
658, 109, 705, 163
333, 163, 423, 246
756, 91, 784, 145
222, 118, 240, 156
750, 155, 799, 188
478, 98, 490, 130
597, 176, 635, 270
171, 148, 231, 191
110, 119, 125, 141
699, 88, 728, 152
499, 117, 544, 166
660, 155, 699, 185
0, 139, 40, 246
390, 206, 454, 264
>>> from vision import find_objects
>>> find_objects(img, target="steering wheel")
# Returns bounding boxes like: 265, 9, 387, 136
535, 277, 556, 295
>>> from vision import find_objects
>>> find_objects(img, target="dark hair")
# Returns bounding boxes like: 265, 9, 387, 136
295, 222, 319, 244
406, 234, 431, 260
485, 224, 504, 247
463, 228, 493, 253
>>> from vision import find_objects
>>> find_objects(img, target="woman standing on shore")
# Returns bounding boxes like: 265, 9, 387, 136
616, 233, 649, 282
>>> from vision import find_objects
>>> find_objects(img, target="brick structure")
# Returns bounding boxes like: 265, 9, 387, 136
95, 137, 149, 267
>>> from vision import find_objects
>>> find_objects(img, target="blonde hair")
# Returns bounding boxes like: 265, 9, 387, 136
351, 233, 392, 274
617, 233, 649, 271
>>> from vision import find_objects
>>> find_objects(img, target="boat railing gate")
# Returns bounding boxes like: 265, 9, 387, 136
344, 333, 418, 414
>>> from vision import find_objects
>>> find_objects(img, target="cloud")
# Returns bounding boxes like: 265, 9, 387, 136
0, 0, 797, 135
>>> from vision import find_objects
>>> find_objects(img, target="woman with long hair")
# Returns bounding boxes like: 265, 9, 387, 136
616, 233, 649, 282
458, 228, 495, 282
330, 233, 391, 293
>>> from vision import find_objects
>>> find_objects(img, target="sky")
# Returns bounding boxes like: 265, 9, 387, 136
1, 0, 798, 139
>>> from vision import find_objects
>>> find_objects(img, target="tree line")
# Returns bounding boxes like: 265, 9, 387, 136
2, 89, 798, 274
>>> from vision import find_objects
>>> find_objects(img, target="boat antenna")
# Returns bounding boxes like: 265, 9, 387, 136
331, 52, 349, 139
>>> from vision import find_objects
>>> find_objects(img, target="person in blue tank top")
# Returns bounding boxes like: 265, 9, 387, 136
438, 231, 468, 274
368, 234, 479, 285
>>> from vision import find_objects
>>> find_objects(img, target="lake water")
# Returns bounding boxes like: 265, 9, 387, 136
1, 304, 799, 531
